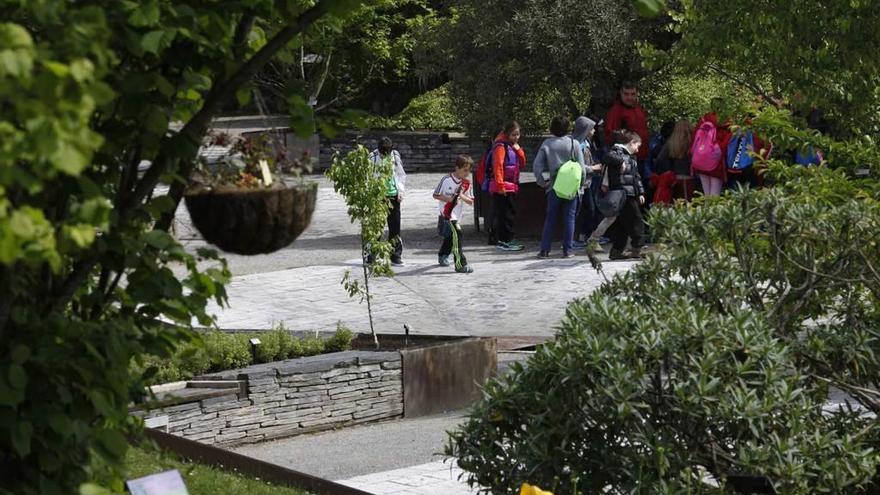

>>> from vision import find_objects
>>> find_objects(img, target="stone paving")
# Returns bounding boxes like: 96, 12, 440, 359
177, 173, 636, 337
337, 460, 476, 495
175, 173, 635, 494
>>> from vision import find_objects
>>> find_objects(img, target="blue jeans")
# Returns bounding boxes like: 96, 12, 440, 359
540, 191, 579, 253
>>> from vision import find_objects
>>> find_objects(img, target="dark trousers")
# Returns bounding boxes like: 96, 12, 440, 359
386, 196, 402, 260
492, 193, 517, 243
610, 196, 644, 253
438, 218, 468, 268
577, 179, 602, 239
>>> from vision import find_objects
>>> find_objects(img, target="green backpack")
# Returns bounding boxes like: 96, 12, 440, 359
552, 138, 582, 200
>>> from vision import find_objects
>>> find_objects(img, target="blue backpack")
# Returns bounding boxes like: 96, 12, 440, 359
727, 131, 755, 171
795, 145, 821, 166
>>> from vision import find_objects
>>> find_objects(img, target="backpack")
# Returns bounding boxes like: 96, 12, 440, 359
476, 142, 516, 192
552, 138, 582, 200
691, 121, 722, 172
795, 145, 822, 166
727, 131, 755, 171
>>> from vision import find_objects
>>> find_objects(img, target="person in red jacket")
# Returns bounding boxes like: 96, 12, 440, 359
490, 121, 527, 251
604, 81, 650, 163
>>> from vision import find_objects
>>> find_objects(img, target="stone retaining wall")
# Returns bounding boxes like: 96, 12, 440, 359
134, 351, 403, 447
317, 131, 546, 173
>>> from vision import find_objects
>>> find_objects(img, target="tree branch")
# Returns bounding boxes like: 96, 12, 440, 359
144, 0, 334, 231
232, 12, 256, 61
51, 2, 337, 312
705, 63, 783, 108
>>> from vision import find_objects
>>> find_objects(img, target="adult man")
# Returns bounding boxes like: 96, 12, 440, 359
604, 81, 649, 165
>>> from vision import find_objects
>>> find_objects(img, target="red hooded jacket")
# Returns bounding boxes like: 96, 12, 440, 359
605, 100, 649, 160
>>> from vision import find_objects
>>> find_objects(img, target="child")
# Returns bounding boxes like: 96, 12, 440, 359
587, 129, 644, 258
433, 156, 475, 273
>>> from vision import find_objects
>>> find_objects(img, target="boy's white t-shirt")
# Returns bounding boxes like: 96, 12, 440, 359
433, 173, 470, 221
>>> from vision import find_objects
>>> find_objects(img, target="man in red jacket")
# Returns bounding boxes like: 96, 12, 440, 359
604, 81, 649, 162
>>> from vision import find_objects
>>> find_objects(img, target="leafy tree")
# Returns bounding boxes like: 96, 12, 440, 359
417, 0, 669, 135
0, 0, 369, 492
448, 163, 880, 494
650, 0, 880, 136
326, 146, 393, 349
255, 0, 439, 118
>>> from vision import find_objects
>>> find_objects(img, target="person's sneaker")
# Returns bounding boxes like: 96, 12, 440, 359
598, 236, 611, 245
609, 249, 629, 260
391, 257, 404, 266
497, 241, 524, 252
455, 264, 474, 274
438, 255, 451, 267
561, 251, 575, 259
537, 251, 550, 258
572, 240, 586, 250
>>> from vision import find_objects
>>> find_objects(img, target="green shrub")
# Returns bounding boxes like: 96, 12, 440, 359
448, 166, 880, 494
301, 337, 325, 357
139, 327, 360, 385
325, 323, 355, 352
204, 332, 251, 372
252, 330, 282, 363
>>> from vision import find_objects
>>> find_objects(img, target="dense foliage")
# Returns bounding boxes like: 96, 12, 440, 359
256, 0, 441, 118
416, 0, 669, 135
449, 163, 880, 494
368, 84, 462, 130
137, 325, 355, 386
0, 1, 367, 493
652, 0, 880, 136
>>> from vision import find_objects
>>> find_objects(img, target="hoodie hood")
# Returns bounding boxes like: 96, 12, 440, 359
572, 116, 596, 143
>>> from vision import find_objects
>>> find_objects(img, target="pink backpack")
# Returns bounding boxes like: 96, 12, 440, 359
691, 121, 722, 172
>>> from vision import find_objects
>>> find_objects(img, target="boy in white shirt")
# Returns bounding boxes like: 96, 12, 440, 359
433, 156, 475, 273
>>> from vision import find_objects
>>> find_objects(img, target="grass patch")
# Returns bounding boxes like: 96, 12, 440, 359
125, 443, 310, 495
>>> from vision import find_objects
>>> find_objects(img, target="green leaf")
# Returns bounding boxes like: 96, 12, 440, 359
94, 428, 128, 459
633, 0, 665, 17
0, 23, 34, 49
8, 364, 26, 390
144, 230, 173, 250
140, 30, 165, 55
51, 144, 90, 176
128, 2, 161, 27
11, 421, 33, 456
65, 224, 97, 248
10, 345, 30, 364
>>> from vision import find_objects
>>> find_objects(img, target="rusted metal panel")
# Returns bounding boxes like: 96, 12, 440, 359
143, 428, 372, 495
400, 337, 497, 417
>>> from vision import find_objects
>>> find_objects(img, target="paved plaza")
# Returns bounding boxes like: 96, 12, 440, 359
177, 173, 635, 338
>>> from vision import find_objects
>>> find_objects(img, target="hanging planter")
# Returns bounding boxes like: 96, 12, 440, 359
185, 183, 316, 255
184, 131, 317, 255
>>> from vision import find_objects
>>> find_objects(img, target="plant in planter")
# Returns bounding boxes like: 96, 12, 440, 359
184, 130, 318, 255
326, 145, 394, 349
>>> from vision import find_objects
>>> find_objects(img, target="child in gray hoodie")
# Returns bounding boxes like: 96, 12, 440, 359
533, 115, 586, 258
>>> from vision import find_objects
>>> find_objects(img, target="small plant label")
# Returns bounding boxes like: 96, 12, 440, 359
259, 159, 273, 186
125, 469, 189, 495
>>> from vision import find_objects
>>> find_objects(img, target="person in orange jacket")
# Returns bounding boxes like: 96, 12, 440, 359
489, 121, 527, 251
